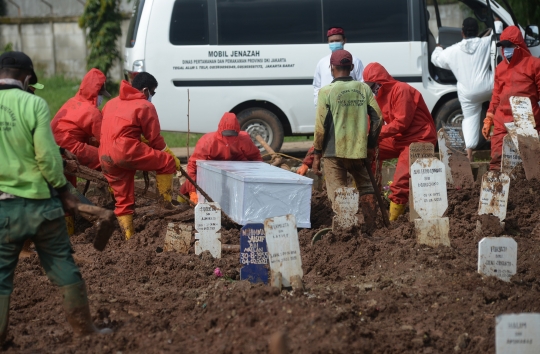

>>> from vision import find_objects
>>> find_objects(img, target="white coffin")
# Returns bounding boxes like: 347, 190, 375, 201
196, 161, 313, 228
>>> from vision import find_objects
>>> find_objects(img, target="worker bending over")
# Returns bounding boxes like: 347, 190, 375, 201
99, 72, 180, 239
483, 26, 540, 170
363, 62, 437, 221
180, 112, 262, 203
431, 18, 493, 161
312, 50, 382, 234
51, 68, 110, 185
0, 51, 110, 343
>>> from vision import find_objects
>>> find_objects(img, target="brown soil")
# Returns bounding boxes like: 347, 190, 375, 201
4, 169, 540, 353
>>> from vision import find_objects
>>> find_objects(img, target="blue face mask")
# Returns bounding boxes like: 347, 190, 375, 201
504, 47, 515, 60
329, 42, 344, 52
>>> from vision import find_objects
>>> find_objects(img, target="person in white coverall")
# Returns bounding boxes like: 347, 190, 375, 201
431, 17, 494, 161
312, 27, 364, 106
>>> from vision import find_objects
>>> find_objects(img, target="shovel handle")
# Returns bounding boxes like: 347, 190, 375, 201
363, 159, 390, 228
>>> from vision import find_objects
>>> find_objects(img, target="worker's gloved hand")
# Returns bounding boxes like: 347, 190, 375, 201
482, 113, 494, 141
63, 149, 79, 162
88, 137, 99, 147
312, 154, 322, 176
64, 160, 79, 174
297, 164, 309, 176
59, 188, 80, 217
189, 191, 199, 204
140, 135, 150, 144
163, 146, 181, 170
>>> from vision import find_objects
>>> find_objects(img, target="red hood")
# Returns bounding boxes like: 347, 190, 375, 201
119, 80, 147, 101
363, 62, 396, 86
217, 112, 240, 134
500, 26, 531, 62
76, 68, 106, 103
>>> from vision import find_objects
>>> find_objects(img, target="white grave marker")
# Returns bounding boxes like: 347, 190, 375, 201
501, 135, 522, 175
164, 223, 192, 254
411, 158, 448, 219
409, 143, 435, 221
496, 313, 540, 354
194, 202, 221, 258
264, 214, 303, 288
510, 96, 537, 135
478, 171, 510, 222
478, 237, 517, 282
333, 187, 358, 230
437, 127, 474, 189
508, 97, 540, 180
411, 158, 450, 247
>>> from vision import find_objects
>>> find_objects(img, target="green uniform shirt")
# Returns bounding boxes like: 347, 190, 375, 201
0, 86, 66, 199
313, 77, 382, 159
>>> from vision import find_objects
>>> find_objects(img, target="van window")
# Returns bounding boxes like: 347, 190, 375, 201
126, 0, 145, 48
170, 0, 209, 45
323, 0, 409, 43
217, 0, 322, 45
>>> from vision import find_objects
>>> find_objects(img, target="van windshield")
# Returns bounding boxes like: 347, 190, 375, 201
126, 0, 145, 48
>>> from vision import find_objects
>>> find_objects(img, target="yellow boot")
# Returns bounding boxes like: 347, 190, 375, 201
389, 201, 406, 221
156, 174, 173, 203
117, 214, 134, 240
65, 216, 75, 236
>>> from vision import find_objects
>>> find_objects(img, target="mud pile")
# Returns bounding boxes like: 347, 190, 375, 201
4, 171, 540, 353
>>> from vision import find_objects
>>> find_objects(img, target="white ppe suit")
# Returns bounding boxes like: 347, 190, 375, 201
313, 53, 364, 106
431, 36, 494, 149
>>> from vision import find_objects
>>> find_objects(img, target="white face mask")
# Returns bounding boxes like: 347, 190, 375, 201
147, 93, 153, 102
97, 95, 103, 107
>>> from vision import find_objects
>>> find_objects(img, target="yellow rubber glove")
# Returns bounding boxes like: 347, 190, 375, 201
297, 164, 309, 176
140, 135, 150, 144
163, 146, 180, 171
189, 191, 199, 204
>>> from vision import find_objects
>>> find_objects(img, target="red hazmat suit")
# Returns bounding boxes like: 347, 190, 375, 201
180, 113, 262, 195
363, 63, 437, 205
51, 68, 105, 185
487, 26, 540, 170
99, 80, 176, 216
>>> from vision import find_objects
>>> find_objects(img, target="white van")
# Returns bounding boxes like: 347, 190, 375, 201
124, 0, 539, 151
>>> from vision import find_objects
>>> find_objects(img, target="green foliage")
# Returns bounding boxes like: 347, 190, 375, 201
504, 0, 540, 27
34, 74, 81, 117
2, 43, 13, 53
79, 0, 122, 84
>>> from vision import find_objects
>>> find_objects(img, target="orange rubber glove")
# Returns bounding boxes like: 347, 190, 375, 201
297, 164, 309, 176
482, 113, 494, 141
189, 191, 199, 204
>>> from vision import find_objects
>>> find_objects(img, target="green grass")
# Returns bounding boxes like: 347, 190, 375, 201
36, 74, 315, 148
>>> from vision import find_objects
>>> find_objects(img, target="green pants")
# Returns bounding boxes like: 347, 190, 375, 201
0, 197, 82, 296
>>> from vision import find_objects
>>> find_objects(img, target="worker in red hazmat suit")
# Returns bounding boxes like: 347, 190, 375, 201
363, 62, 437, 221
99, 72, 180, 240
51, 68, 110, 186
180, 112, 262, 203
482, 26, 540, 171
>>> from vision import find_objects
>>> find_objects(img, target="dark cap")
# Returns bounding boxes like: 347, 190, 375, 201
327, 27, 345, 38
330, 49, 353, 66
462, 17, 478, 36
496, 40, 514, 48
0, 51, 38, 85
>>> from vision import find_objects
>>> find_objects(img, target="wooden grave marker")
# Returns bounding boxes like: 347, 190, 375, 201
438, 126, 475, 189
478, 171, 510, 223
478, 237, 517, 282
332, 187, 358, 230
194, 202, 221, 258
496, 313, 540, 354
409, 142, 435, 221
264, 214, 303, 290
164, 223, 192, 253
240, 223, 269, 284
411, 158, 450, 247
501, 135, 522, 176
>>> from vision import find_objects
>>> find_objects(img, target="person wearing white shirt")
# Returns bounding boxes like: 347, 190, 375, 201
431, 18, 494, 161
312, 27, 364, 106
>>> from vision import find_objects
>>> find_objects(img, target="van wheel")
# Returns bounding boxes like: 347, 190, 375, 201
435, 98, 463, 130
237, 108, 284, 153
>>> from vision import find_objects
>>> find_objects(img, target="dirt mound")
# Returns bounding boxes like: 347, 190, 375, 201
4, 172, 540, 353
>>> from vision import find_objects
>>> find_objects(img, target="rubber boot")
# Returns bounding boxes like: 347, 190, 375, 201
117, 214, 134, 240
61, 282, 112, 336
389, 201, 406, 221
0, 295, 9, 345
157, 174, 189, 211
360, 194, 378, 235
65, 215, 75, 236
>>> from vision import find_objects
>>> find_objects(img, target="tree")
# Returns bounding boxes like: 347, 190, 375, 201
504, 0, 540, 27
79, 0, 123, 83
